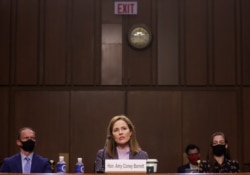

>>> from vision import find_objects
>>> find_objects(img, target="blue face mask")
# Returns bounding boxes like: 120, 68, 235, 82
212, 144, 226, 156
20, 139, 36, 152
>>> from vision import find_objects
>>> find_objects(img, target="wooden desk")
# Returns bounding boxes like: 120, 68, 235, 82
0, 172, 250, 175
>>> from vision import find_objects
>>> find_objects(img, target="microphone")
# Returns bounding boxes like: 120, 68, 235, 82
97, 136, 111, 173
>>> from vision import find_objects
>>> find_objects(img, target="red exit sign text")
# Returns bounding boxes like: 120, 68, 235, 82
114, 1, 138, 15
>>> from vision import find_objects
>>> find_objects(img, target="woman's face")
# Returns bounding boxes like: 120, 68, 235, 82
212, 135, 228, 148
112, 119, 132, 147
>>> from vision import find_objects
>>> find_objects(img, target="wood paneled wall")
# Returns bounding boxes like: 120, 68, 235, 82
1, 0, 250, 173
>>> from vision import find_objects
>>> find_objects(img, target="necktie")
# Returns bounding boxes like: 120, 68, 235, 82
24, 157, 31, 173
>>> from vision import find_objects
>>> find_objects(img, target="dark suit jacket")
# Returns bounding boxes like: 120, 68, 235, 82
0, 153, 52, 173
177, 163, 190, 173
94, 148, 149, 173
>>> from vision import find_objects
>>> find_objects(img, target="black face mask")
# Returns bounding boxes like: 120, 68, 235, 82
20, 139, 36, 152
212, 144, 226, 156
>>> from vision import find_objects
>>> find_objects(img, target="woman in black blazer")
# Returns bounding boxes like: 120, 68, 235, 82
94, 115, 148, 173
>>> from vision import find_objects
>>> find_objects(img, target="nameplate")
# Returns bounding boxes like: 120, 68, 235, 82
105, 159, 147, 173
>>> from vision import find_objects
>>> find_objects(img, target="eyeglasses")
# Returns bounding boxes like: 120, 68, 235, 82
188, 153, 199, 156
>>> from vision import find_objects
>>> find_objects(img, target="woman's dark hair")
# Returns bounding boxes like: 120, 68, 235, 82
206, 131, 231, 172
105, 115, 141, 158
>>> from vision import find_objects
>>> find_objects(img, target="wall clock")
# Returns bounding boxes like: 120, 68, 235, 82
127, 24, 152, 49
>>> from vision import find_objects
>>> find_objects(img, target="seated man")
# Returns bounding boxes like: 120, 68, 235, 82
0, 127, 52, 173
177, 144, 201, 173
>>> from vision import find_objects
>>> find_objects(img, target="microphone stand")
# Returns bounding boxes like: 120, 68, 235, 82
97, 136, 110, 173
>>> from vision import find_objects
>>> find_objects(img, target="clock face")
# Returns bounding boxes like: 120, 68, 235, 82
128, 24, 152, 49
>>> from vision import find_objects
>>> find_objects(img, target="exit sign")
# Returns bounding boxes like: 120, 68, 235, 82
114, 1, 138, 15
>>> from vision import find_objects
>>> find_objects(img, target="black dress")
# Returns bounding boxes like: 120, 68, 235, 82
199, 158, 240, 173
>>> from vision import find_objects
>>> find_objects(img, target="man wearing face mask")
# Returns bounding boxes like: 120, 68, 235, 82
0, 127, 52, 173
199, 131, 240, 173
177, 144, 201, 173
